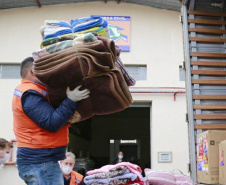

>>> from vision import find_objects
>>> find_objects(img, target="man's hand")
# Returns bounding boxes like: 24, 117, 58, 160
68, 111, 81, 124
66, 86, 90, 102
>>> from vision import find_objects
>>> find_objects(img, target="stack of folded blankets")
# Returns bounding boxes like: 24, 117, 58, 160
33, 16, 135, 123
41, 16, 109, 41
84, 162, 146, 185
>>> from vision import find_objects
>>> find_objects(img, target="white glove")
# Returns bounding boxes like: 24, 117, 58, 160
66, 85, 90, 102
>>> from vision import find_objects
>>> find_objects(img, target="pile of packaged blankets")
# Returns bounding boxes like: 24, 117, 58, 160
33, 16, 135, 123
84, 162, 146, 185
144, 168, 195, 185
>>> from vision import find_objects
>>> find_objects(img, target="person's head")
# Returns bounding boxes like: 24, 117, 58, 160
118, 151, 123, 159
60, 152, 76, 175
0, 138, 12, 163
0, 138, 12, 154
20, 57, 35, 81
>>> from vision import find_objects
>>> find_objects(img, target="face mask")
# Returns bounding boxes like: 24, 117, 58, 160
4, 153, 10, 162
0, 153, 10, 164
118, 155, 123, 159
61, 164, 73, 175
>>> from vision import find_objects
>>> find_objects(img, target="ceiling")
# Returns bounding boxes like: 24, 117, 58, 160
0, 0, 181, 11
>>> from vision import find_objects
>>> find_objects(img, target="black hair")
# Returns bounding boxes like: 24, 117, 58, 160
20, 57, 34, 79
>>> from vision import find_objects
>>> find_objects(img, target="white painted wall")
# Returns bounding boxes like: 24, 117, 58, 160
0, 79, 20, 140
0, 2, 188, 184
132, 92, 188, 172
0, 165, 25, 185
0, 80, 24, 184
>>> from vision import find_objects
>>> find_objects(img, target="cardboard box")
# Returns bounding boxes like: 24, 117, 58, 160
197, 130, 226, 184
219, 140, 226, 185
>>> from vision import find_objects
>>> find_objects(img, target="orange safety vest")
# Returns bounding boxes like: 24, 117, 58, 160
12, 80, 69, 148
70, 170, 84, 185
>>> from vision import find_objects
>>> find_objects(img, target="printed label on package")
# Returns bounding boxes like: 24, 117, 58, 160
220, 150, 225, 166
197, 134, 209, 171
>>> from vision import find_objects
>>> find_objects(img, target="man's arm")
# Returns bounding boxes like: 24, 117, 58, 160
22, 90, 77, 132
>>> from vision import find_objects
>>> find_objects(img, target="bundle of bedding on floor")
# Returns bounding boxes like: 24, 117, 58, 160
84, 162, 146, 185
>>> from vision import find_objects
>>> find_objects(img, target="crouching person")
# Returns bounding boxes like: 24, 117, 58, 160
60, 152, 85, 185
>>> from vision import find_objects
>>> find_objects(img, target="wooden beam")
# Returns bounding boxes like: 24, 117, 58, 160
190, 52, 226, 58
191, 70, 226, 76
192, 79, 226, 85
189, 28, 226, 34
195, 124, 226, 130
191, 61, 226, 67
187, 10, 226, 17
193, 104, 226, 110
188, 19, 226, 25
193, 95, 226, 100
194, 114, 226, 120
35, 0, 41, 8
189, 37, 226, 43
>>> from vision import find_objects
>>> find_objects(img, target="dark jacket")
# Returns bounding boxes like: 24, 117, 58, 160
112, 158, 125, 164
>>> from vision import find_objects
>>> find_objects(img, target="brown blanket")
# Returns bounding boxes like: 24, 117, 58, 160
34, 37, 133, 122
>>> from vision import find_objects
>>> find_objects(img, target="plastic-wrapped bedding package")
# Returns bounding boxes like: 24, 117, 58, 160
144, 169, 195, 185
33, 16, 136, 123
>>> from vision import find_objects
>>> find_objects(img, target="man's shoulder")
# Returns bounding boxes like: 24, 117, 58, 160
16, 80, 39, 91
19, 80, 47, 98
72, 170, 84, 179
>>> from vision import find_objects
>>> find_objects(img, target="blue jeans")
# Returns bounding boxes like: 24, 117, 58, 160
17, 161, 64, 185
